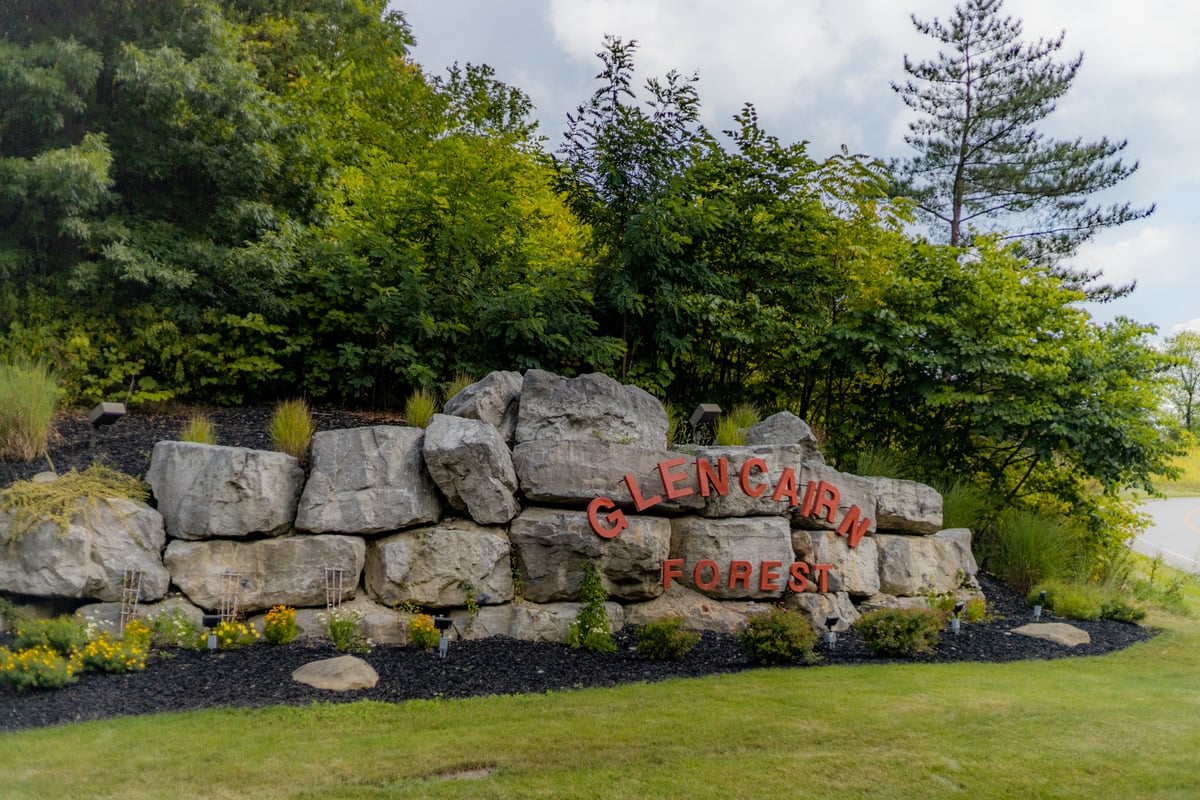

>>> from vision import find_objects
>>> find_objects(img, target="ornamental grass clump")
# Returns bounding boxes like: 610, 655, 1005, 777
0, 357, 60, 462
636, 615, 700, 660
180, 414, 217, 445
737, 606, 820, 665
407, 614, 439, 651
269, 399, 314, 462
263, 605, 299, 645
404, 387, 438, 429
853, 607, 946, 658
566, 563, 616, 653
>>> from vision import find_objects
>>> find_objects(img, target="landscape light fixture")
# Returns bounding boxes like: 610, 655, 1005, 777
951, 601, 965, 635
201, 614, 221, 653
434, 616, 453, 659
87, 402, 126, 449
1033, 590, 1047, 620
824, 616, 840, 649
689, 403, 722, 444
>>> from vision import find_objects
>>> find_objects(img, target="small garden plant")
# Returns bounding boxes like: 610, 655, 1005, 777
269, 399, 314, 461
403, 387, 438, 429
853, 607, 945, 658
636, 615, 700, 660
208, 619, 260, 650
263, 605, 299, 645
323, 608, 371, 653
180, 414, 217, 445
566, 563, 616, 653
0, 357, 60, 461
0, 613, 151, 691
738, 606, 819, 665
407, 613, 440, 651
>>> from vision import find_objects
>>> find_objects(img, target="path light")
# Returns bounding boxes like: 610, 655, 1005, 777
434, 616, 453, 659
1033, 590, 1046, 620
202, 614, 221, 653
689, 403, 721, 444
824, 616, 840, 649
87, 402, 126, 449
951, 601, 965, 635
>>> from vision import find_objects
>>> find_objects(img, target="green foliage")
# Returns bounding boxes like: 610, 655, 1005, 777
180, 415, 217, 445
269, 398, 313, 461
663, 402, 686, 447
737, 606, 820, 665
0, 644, 77, 690
403, 387, 438, 429
323, 608, 370, 654
443, 372, 476, 405
635, 615, 700, 660
566, 563, 616, 653
407, 614, 440, 651
931, 477, 998, 532
853, 447, 915, 480
926, 593, 989, 623
0, 357, 60, 461
76, 631, 148, 674
714, 415, 745, 446
0, 464, 149, 543
979, 508, 1081, 594
1162, 331, 1200, 434
891, 0, 1152, 286
149, 609, 201, 649
263, 606, 299, 646
1030, 580, 1147, 623
853, 607, 946, 657
14, 615, 89, 656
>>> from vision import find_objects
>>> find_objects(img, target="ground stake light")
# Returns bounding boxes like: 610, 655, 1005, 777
1033, 590, 1046, 620
824, 616, 840, 649
434, 616, 453, 659
951, 601, 965, 635
202, 614, 221, 653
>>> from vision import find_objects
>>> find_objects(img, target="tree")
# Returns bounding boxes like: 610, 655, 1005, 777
891, 0, 1153, 295
1163, 331, 1200, 433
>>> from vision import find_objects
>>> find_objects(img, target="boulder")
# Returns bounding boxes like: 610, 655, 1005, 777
443, 370, 523, 443
292, 656, 379, 691
511, 440, 703, 512
363, 520, 513, 609
163, 535, 366, 613
865, 476, 943, 535
784, 591, 860, 632
295, 426, 442, 534
790, 464, 878, 535
146, 441, 304, 540
793, 530, 880, 597
623, 584, 763, 634
874, 529, 978, 596
76, 595, 204, 636
1010, 622, 1091, 647
687, 444, 821, 518
515, 369, 668, 447
0, 497, 169, 602
509, 507, 671, 603
422, 414, 521, 524
276, 595, 407, 645
453, 601, 624, 643
743, 412, 824, 463
669, 516, 794, 600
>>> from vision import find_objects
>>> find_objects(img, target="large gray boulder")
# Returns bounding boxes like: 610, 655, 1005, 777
689, 444, 819, 518
163, 535, 365, 613
422, 414, 520, 524
785, 591, 860, 632
794, 530, 880, 597
790, 463, 878, 536
865, 476, 943, 535
147, 442, 304, 540
668, 516, 794, 600
515, 369, 668, 447
874, 529, 978, 596
0, 497, 169, 602
623, 585, 763, 634
295, 426, 442, 534
512, 440, 704, 512
363, 520, 513, 608
443, 370, 524, 443
292, 656, 378, 691
509, 507, 671, 602
743, 412, 824, 463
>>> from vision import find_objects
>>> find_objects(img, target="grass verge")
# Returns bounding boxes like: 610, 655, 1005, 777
3, 613, 1199, 799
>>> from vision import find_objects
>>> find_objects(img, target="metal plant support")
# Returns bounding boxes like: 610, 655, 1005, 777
119, 568, 143, 634
219, 569, 244, 623
325, 566, 346, 612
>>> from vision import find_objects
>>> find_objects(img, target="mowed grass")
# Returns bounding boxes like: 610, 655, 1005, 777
1134, 441, 1200, 499
4, 613, 1200, 799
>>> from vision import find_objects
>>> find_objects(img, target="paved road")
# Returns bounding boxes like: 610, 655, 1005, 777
1133, 497, 1200, 573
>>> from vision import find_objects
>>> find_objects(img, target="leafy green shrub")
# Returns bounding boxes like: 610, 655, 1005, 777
1029, 581, 1101, 621
14, 615, 89, 657
76, 631, 147, 674
926, 593, 989, 622
180, 414, 217, 445
407, 614, 440, 651
323, 609, 370, 653
738, 607, 820, 665
566, 563, 616, 653
404, 387, 438, 429
853, 608, 946, 658
1100, 595, 1147, 623
636, 615, 700, 660
982, 509, 1080, 594
0, 645, 77, 690
269, 399, 314, 461
0, 357, 60, 462
263, 606, 299, 645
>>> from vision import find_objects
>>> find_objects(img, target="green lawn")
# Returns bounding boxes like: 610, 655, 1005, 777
1130, 441, 1200, 499
3, 609, 1200, 799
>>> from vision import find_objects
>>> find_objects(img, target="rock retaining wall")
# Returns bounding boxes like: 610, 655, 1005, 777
1, 369, 980, 642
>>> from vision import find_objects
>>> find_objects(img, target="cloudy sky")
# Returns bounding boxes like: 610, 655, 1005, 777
393, 0, 1199, 338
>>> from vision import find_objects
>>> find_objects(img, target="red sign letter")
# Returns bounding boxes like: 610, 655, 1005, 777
696, 457, 730, 497
587, 497, 628, 539
812, 563, 833, 593
739, 458, 768, 498
693, 560, 720, 590
662, 559, 685, 590
759, 560, 782, 592
770, 467, 799, 507
728, 560, 753, 590
836, 504, 872, 548
658, 457, 694, 500
788, 561, 811, 593
812, 481, 841, 523
623, 473, 663, 512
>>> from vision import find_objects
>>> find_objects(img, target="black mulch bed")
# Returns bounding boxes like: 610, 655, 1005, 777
0, 406, 1158, 732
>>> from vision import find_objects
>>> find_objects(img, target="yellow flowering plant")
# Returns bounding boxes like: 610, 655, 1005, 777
263, 605, 299, 645
75, 631, 148, 674
203, 619, 260, 650
407, 613, 440, 651
0, 644, 78, 690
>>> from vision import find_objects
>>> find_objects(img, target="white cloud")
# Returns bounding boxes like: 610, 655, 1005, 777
1173, 319, 1200, 334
